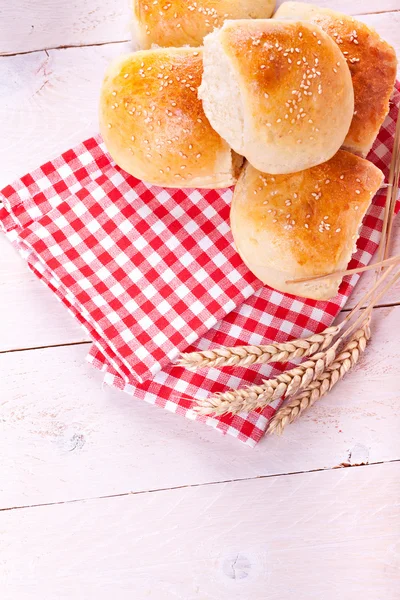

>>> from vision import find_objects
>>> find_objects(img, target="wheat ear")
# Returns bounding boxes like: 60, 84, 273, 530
195, 343, 339, 416
268, 323, 371, 435
179, 325, 340, 370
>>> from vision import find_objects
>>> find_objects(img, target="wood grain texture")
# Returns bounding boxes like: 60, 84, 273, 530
1, 0, 398, 57
0, 237, 90, 350
1, 305, 399, 509
0, 0, 131, 56
0, 42, 130, 188
1, 462, 399, 600
0, 3, 399, 597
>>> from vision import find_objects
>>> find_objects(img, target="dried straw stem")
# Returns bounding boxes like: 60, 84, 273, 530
179, 325, 340, 370
268, 323, 371, 435
195, 343, 340, 416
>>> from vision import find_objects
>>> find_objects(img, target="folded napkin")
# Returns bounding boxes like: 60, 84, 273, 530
2, 152, 258, 383
1, 84, 399, 446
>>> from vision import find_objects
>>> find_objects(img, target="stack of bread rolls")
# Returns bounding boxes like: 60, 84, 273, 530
100, 1, 397, 300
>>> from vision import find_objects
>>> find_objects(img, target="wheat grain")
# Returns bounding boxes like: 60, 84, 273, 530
179, 325, 340, 370
194, 343, 339, 416
268, 324, 371, 435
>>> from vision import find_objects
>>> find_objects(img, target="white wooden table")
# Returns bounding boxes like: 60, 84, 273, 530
1, 2, 400, 598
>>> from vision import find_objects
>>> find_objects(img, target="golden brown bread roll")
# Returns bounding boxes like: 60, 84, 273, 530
99, 48, 242, 188
199, 19, 354, 175
132, 0, 276, 49
274, 2, 398, 157
230, 152, 384, 300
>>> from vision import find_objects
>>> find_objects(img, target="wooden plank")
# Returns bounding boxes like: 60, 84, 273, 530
0, 237, 90, 350
0, 42, 131, 189
0, 0, 131, 56
1, 304, 399, 509
1, 1, 398, 57
0, 462, 399, 599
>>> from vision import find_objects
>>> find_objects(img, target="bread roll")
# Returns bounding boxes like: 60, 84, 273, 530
132, 0, 276, 49
99, 48, 242, 189
274, 2, 397, 157
230, 152, 384, 300
199, 20, 354, 175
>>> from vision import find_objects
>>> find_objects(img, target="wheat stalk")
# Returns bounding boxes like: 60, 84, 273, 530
195, 343, 339, 416
268, 323, 371, 435
192, 109, 400, 428
179, 325, 340, 370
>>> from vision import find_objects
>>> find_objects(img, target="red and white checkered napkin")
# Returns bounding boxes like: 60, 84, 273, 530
2, 161, 258, 383
1, 85, 399, 446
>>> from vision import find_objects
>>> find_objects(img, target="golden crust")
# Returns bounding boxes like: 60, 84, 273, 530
215, 19, 354, 174
99, 48, 239, 188
231, 152, 384, 299
274, 2, 398, 157
133, 0, 276, 49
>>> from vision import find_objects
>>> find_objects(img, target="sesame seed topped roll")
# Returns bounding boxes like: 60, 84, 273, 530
100, 48, 243, 188
274, 2, 398, 157
132, 0, 276, 49
230, 152, 384, 300
199, 19, 354, 175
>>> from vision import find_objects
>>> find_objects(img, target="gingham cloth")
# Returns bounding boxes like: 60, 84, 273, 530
1, 85, 399, 446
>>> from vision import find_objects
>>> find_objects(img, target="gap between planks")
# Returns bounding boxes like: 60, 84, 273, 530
0, 38, 130, 58
0, 301, 397, 355
0, 340, 91, 356
1, 8, 399, 59
1, 458, 398, 513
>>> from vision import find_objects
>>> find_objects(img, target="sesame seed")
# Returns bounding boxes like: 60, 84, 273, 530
336, 228, 341, 233
107, 123, 112, 128
340, 175, 345, 180
304, 223, 309, 229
